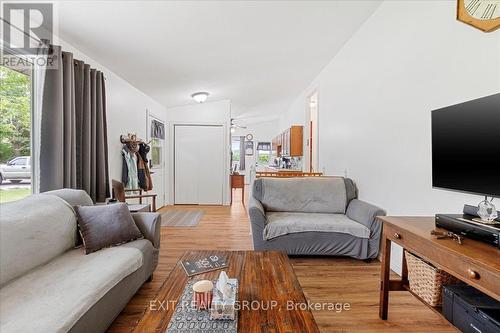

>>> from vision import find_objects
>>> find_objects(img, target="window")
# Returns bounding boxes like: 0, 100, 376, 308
256, 141, 271, 165
231, 137, 241, 172
231, 139, 240, 162
258, 151, 270, 164
0, 64, 33, 203
150, 138, 162, 167
149, 118, 165, 169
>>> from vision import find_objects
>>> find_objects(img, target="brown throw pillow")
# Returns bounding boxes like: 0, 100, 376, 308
76, 203, 143, 254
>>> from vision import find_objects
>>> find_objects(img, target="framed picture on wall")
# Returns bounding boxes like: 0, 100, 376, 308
245, 140, 254, 156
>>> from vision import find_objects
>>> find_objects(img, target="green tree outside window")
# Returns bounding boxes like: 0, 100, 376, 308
0, 66, 31, 163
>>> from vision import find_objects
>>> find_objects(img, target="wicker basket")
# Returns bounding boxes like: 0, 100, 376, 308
404, 251, 460, 307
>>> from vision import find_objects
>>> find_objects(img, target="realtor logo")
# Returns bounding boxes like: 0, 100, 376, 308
2, 2, 53, 55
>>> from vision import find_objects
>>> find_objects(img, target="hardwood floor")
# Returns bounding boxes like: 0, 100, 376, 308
108, 187, 455, 333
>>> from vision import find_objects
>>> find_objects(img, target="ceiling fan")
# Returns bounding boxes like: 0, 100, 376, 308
230, 118, 247, 133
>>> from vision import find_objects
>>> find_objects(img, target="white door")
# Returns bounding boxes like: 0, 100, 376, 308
174, 125, 224, 205
197, 126, 223, 204
174, 126, 200, 204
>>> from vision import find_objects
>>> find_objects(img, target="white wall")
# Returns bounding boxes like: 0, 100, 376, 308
166, 100, 231, 205
3, 20, 167, 199
281, 0, 500, 272
233, 119, 279, 144
59, 40, 167, 190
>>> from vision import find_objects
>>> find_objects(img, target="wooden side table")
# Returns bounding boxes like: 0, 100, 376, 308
230, 174, 245, 204
377, 216, 500, 321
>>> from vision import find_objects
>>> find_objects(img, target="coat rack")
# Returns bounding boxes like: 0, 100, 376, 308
120, 133, 152, 147
120, 133, 142, 145
119, 133, 154, 192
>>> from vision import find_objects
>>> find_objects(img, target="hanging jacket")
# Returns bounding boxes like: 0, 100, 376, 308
144, 162, 153, 191
138, 143, 153, 191
121, 151, 128, 186
137, 151, 147, 190
121, 146, 139, 190
139, 142, 150, 164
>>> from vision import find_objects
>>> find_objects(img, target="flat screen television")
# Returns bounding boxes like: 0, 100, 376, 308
431, 93, 500, 197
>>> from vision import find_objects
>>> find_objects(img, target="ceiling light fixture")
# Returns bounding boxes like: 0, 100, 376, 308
191, 92, 210, 103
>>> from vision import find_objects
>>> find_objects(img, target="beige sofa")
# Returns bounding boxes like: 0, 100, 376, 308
0, 189, 161, 333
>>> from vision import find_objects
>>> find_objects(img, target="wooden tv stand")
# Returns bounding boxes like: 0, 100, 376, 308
378, 217, 500, 320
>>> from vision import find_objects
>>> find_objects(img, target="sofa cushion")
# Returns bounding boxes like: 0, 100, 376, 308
42, 188, 94, 207
42, 189, 95, 247
0, 241, 144, 333
263, 212, 370, 240
0, 194, 77, 287
76, 203, 143, 254
253, 177, 348, 213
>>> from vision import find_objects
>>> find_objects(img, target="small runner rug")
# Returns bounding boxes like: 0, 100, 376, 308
161, 210, 204, 227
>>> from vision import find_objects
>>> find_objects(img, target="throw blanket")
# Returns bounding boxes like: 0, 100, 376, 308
263, 212, 371, 240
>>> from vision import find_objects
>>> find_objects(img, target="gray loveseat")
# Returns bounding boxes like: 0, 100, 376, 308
248, 177, 385, 259
0, 189, 161, 333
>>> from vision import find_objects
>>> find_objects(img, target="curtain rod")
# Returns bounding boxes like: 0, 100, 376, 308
1, 18, 107, 80
0, 18, 45, 45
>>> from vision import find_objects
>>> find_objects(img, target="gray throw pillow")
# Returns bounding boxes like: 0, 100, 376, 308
76, 203, 143, 254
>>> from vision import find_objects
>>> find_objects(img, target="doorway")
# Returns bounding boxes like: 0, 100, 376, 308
231, 136, 243, 173
147, 112, 166, 208
306, 90, 319, 172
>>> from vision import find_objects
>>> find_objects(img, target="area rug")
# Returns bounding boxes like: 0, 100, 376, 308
161, 210, 204, 227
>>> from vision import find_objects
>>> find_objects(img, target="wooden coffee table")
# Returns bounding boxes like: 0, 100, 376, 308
132, 250, 319, 332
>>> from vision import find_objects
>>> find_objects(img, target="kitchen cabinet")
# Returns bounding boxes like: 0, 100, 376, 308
272, 125, 303, 157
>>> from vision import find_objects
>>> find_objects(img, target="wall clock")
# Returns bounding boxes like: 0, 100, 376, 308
457, 0, 500, 32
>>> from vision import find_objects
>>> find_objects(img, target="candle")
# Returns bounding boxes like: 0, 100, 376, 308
192, 280, 214, 310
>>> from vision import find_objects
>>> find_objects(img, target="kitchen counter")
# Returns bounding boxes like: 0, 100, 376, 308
263, 166, 302, 173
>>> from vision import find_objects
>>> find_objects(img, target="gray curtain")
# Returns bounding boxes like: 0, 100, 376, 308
39, 45, 110, 202
239, 136, 245, 171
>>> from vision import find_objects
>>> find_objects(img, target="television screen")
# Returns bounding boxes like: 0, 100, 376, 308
432, 93, 500, 197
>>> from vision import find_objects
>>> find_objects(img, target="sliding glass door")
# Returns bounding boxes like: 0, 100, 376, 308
0, 64, 33, 203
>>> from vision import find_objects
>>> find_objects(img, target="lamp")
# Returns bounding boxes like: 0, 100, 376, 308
191, 92, 210, 103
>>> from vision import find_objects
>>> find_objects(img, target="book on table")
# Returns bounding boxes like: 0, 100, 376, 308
181, 254, 229, 277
